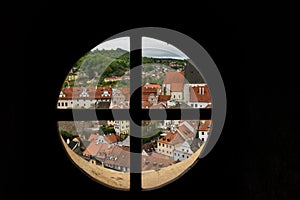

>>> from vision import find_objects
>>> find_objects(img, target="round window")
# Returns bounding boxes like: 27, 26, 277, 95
57, 27, 226, 191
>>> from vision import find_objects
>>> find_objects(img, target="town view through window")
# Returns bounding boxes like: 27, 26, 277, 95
57, 36, 213, 190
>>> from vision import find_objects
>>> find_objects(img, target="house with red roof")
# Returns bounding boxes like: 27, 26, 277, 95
103, 145, 130, 172
156, 131, 185, 159
57, 86, 112, 109
198, 120, 211, 142
186, 84, 211, 108
110, 87, 130, 109
141, 83, 162, 108
162, 71, 185, 101
176, 121, 196, 143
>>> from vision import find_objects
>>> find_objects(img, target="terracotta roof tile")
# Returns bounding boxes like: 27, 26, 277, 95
177, 123, 195, 140
158, 95, 171, 102
104, 146, 130, 169
163, 72, 185, 84
59, 87, 112, 100
189, 85, 211, 102
198, 120, 211, 131
171, 82, 183, 92
157, 131, 185, 145
104, 134, 120, 144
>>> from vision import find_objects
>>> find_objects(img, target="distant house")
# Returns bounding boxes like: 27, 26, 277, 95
198, 120, 211, 142
57, 86, 112, 109
173, 141, 194, 161
114, 120, 130, 136
104, 146, 130, 172
142, 83, 162, 108
156, 131, 185, 159
96, 133, 120, 145
110, 88, 130, 108
176, 121, 196, 143
83, 135, 107, 159
162, 72, 185, 101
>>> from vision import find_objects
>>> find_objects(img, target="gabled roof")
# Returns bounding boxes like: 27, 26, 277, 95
177, 122, 195, 140
163, 71, 185, 84
189, 85, 211, 102
59, 86, 112, 100
174, 141, 193, 153
171, 82, 183, 92
157, 131, 185, 145
198, 120, 211, 132
87, 133, 99, 142
104, 133, 120, 144
83, 138, 103, 156
104, 146, 130, 169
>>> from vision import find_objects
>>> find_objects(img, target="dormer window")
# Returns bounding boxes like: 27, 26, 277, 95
59, 91, 66, 98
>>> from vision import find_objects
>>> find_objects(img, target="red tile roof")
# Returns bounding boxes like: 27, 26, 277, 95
142, 101, 151, 108
87, 133, 99, 142
104, 146, 130, 169
157, 131, 185, 145
158, 95, 171, 102
198, 120, 211, 131
83, 138, 103, 156
189, 85, 211, 102
59, 87, 112, 100
163, 72, 185, 84
104, 134, 120, 144
177, 123, 195, 140
143, 83, 162, 89
171, 82, 183, 92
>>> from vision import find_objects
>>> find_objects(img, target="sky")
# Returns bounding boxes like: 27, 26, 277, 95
92, 37, 189, 59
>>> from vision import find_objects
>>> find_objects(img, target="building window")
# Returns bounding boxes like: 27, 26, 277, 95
162, 144, 164, 147
202, 132, 204, 135
158, 143, 161, 146
195, 104, 198, 108
182, 155, 184, 158
202, 138, 204, 141
66, 102, 68, 107
58, 102, 60, 106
